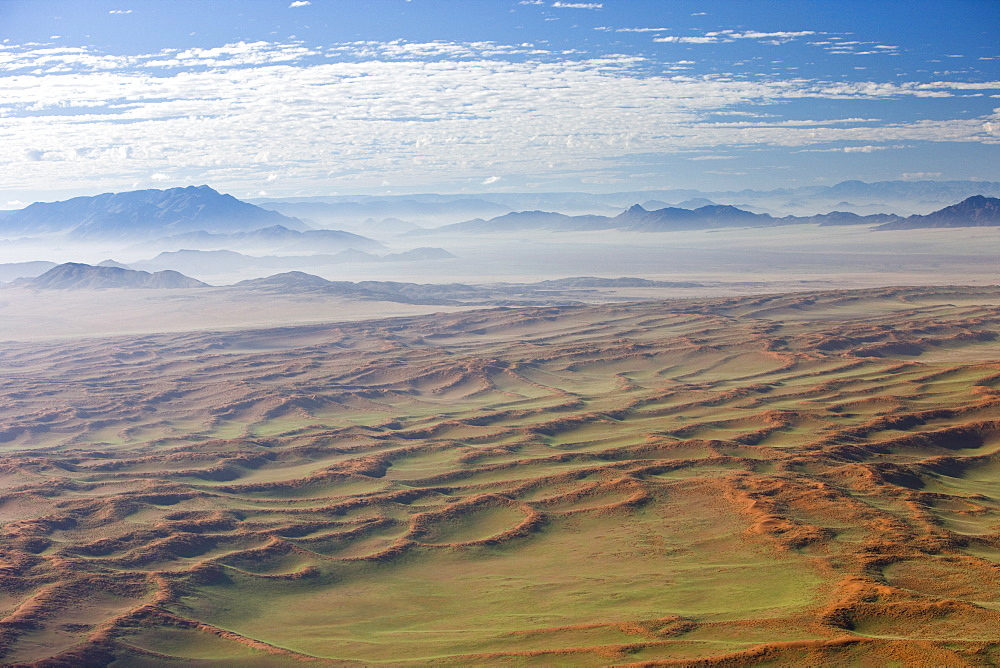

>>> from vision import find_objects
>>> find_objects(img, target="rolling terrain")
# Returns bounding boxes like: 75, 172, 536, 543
0, 286, 997, 665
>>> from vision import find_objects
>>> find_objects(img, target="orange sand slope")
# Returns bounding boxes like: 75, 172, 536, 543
0, 286, 998, 666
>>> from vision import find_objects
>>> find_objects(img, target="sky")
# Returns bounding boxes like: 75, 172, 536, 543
0, 0, 998, 206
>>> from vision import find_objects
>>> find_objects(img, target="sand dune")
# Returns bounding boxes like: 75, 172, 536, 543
0, 286, 998, 665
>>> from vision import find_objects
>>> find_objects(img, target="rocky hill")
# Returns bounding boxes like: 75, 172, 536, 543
21, 263, 209, 289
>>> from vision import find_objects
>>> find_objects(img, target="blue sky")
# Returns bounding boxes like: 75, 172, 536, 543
0, 0, 998, 205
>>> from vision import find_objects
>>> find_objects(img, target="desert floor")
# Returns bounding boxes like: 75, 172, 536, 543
0, 285, 997, 665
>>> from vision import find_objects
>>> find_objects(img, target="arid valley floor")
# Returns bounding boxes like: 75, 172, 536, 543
0, 285, 998, 665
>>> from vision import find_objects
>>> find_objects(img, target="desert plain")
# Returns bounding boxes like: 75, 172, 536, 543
0, 222, 998, 666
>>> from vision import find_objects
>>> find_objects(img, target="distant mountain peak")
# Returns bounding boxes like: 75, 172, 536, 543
0, 186, 309, 240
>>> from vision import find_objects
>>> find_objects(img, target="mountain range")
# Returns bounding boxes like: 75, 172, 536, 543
407, 196, 1000, 235
7, 263, 703, 307
253, 179, 1000, 221
1, 186, 997, 251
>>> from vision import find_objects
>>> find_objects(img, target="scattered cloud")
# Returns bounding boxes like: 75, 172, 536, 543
150, 172, 169, 181
654, 36, 718, 44
108, 10, 132, 15
798, 144, 906, 153
552, 2, 602, 9
724, 30, 815, 40
901, 172, 943, 180
289, 1, 311, 7
614, 28, 671, 33
4, 200, 25, 209
482, 175, 502, 184
656, 29, 815, 45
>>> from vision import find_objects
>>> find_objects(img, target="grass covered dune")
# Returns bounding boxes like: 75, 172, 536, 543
0, 286, 998, 665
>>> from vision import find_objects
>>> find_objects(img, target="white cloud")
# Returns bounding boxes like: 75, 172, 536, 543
721, 30, 815, 40
109, 9, 132, 14
797, 144, 906, 153
4, 200, 25, 209
552, 2, 602, 8
289, 1, 311, 6
901, 172, 943, 180
0, 39, 996, 195
150, 172, 169, 181
655, 29, 815, 45
482, 175, 501, 184
654, 36, 718, 44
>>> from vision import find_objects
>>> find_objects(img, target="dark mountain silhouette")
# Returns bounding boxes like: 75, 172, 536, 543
20, 263, 209, 289
231, 272, 454, 305
233, 271, 346, 292
0, 186, 308, 240
244, 180, 1000, 224
780, 211, 903, 226
227, 272, 710, 306
407, 197, 990, 235
612, 204, 769, 231
875, 195, 1000, 229
410, 211, 612, 234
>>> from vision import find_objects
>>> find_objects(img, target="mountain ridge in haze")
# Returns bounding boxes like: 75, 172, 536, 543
409, 196, 996, 234
19, 262, 209, 289
874, 195, 1000, 229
